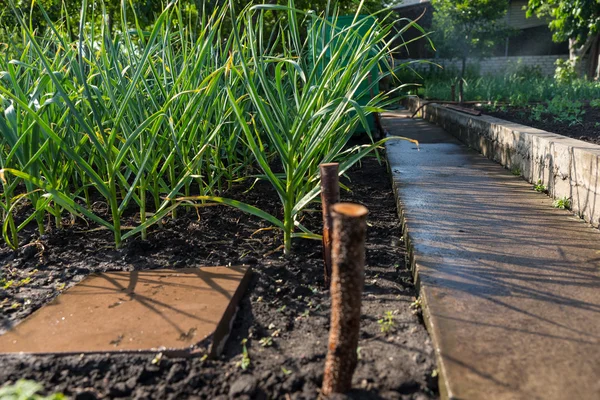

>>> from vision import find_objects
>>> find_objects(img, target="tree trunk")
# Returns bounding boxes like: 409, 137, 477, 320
587, 35, 600, 80
458, 56, 466, 103
569, 35, 597, 78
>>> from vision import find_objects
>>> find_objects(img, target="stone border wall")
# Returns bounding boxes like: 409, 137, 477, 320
404, 96, 600, 228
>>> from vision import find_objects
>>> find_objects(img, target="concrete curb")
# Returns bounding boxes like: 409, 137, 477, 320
405, 96, 600, 228
386, 166, 453, 399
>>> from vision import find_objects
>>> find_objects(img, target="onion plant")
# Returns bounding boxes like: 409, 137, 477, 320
1, 0, 423, 254
0, 0, 240, 249
180, 0, 423, 255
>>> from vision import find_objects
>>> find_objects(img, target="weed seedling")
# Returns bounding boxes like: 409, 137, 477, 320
533, 180, 547, 193
511, 168, 521, 176
259, 337, 273, 347
410, 298, 422, 315
378, 311, 396, 334
151, 352, 163, 365
553, 197, 571, 210
238, 339, 251, 370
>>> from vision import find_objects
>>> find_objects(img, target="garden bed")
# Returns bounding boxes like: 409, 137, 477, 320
0, 156, 438, 400
472, 104, 600, 145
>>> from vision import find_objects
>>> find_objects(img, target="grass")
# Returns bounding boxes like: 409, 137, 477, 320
0, 0, 423, 254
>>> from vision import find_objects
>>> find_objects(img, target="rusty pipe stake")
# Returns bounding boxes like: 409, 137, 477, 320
320, 163, 340, 287
322, 203, 368, 396
451, 84, 456, 102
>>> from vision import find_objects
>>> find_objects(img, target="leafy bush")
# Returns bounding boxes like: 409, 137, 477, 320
554, 58, 578, 84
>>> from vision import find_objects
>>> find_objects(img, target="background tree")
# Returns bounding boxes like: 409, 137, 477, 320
526, 0, 600, 79
2, 0, 383, 38
430, 0, 510, 81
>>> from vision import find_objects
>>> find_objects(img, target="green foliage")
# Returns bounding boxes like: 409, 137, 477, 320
431, 0, 511, 77
0, 380, 65, 400
0, 0, 384, 45
526, 0, 600, 46
534, 180, 547, 193
421, 73, 600, 104
546, 96, 585, 125
0, 0, 423, 254
377, 310, 395, 333
526, 95, 586, 126
554, 58, 578, 84
238, 338, 251, 370
530, 104, 545, 121
553, 196, 571, 209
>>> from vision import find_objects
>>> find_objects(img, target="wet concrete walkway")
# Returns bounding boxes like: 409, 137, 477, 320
383, 110, 600, 400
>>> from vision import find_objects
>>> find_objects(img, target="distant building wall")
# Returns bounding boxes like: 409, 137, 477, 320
391, 0, 569, 73
403, 55, 569, 76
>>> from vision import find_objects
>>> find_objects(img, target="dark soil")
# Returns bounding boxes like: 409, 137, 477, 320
0, 156, 438, 400
474, 105, 600, 145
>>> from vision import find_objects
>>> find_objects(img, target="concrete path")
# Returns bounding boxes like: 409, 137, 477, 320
383, 110, 600, 400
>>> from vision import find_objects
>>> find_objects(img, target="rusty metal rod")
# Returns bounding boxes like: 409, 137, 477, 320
322, 203, 368, 396
320, 163, 340, 287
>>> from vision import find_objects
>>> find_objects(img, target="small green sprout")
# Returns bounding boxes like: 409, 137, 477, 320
533, 180, 547, 193
151, 352, 163, 365
238, 339, 251, 370
17, 277, 32, 287
410, 298, 422, 310
259, 337, 273, 347
377, 311, 395, 334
